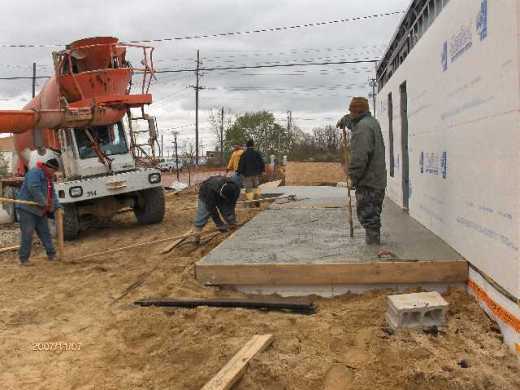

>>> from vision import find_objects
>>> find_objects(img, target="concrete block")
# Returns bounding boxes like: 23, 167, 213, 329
386, 291, 449, 329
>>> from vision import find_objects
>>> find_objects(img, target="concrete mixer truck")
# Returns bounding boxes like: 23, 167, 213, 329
0, 37, 165, 240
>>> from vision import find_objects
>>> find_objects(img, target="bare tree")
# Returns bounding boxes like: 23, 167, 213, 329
288, 125, 341, 162
208, 107, 233, 156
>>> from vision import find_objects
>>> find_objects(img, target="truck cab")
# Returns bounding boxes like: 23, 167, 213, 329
54, 115, 165, 240
60, 120, 135, 179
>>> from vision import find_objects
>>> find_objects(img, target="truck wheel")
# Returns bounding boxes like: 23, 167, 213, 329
63, 204, 80, 241
134, 187, 165, 225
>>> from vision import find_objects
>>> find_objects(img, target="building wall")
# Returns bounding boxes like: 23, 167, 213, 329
377, 0, 520, 299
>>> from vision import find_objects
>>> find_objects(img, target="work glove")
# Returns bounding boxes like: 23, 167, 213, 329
337, 114, 353, 130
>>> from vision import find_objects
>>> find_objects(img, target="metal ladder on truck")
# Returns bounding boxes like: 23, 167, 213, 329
127, 107, 161, 167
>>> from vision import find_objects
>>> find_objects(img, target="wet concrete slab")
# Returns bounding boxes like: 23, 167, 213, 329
200, 186, 463, 265
195, 186, 467, 292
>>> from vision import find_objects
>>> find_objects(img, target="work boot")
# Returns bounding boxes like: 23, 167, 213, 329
365, 229, 381, 245
245, 192, 255, 208
254, 188, 262, 208
217, 225, 229, 233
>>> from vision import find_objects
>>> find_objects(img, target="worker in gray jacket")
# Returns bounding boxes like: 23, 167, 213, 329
337, 97, 387, 245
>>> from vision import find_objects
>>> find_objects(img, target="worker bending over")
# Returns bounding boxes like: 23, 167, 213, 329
337, 97, 387, 245
237, 139, 265, 203
193, 176, 240, 242
16, 158, 62, 265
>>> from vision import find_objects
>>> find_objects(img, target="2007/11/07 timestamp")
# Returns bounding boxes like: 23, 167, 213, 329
32, 342, 81, 352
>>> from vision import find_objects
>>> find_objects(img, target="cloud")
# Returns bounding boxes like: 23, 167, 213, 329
0, 0, 409, 149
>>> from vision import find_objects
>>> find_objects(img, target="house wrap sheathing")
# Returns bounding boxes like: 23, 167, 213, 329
376, 0, 520, 354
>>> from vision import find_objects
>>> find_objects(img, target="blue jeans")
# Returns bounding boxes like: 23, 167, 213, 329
194, 199, 236, 229
17, 209, 55, 263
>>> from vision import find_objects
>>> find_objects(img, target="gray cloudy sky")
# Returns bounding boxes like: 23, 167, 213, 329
0, 0, 409, 154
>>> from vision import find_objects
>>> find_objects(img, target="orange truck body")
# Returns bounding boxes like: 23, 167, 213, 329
0, 36, 154, 175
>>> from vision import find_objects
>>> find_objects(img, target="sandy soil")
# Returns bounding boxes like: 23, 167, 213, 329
284, 162, 345, 186
0, 186, 519, 389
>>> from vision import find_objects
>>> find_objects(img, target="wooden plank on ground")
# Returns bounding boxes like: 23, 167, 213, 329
0, 245, 19, 254
71, 232, 193, 262
160, 236, 189, 254
195, 261, 469, 286
201, 334, 273, 390
55, 208, 65, 260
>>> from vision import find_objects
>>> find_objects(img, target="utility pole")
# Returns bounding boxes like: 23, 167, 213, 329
161, 134, 164, 158
189, 50, 204, 165
283, 110, 292, 153
369, 78, 377, 118
32, 62, 36, 98
220, 107, 224, 165
172, 131, 180, 180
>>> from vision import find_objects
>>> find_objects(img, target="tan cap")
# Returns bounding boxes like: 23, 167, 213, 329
349, 97, 369, 116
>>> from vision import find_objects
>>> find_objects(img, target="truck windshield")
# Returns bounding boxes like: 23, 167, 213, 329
75, 122, 129, 159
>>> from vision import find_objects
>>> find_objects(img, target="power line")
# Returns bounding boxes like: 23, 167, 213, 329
126, 11, 402, 44
154, 59, 379, 74
0, 11, 402, 48
0, 75, 50, 80
0, 58, 378, 81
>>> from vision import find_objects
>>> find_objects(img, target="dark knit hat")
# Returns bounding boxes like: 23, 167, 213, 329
219, 182, 240, 201
44, 158, 60, 170
349, 97, 370, 115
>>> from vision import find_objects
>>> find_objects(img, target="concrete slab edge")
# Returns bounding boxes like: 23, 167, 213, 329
233, 283, 465, 298
195, 261, 469, 286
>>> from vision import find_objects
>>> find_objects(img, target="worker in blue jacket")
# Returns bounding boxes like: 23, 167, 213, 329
16, 158, 61, 265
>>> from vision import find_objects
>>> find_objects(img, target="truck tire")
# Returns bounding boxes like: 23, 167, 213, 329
63, 204, 80, 241
134, 187, 165, 225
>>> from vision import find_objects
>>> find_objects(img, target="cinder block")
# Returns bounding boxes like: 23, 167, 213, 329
386, 291, 449, 329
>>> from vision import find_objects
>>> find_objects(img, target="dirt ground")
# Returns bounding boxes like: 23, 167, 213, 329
284, 161, 346, 186
0, 172, 519, 389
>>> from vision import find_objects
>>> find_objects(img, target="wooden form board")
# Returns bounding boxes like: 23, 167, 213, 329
196, 261, 468, 286
201, 334, 273, 390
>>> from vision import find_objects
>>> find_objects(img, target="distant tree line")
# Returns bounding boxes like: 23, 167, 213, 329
210, 109, 341, 163
288, 125, 342, 162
